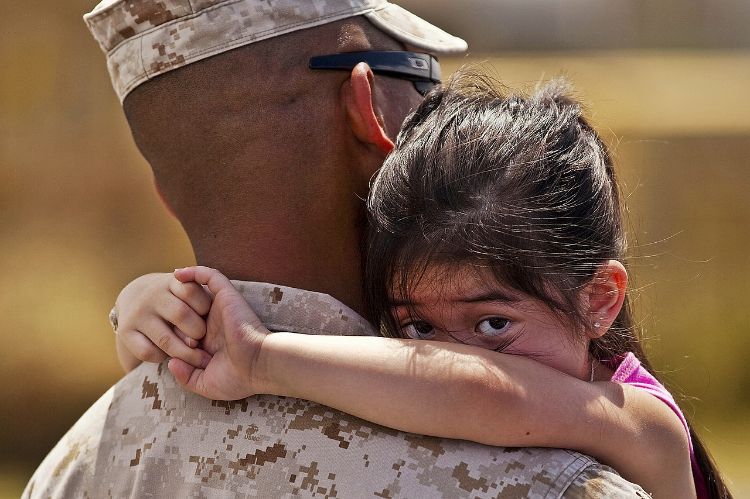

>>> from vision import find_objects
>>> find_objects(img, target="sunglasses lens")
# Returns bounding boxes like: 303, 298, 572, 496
414, 81, 437, 96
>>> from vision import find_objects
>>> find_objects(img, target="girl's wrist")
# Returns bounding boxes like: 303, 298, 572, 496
252, 331, 294, 397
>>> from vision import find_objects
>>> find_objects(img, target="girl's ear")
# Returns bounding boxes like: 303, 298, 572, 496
584, 260, 628, 338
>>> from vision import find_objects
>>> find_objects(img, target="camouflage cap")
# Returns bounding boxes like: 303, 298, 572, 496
84, 0, 468, 102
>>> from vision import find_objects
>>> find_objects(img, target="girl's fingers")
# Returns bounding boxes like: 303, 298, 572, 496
167, 358, 195, 387
173, 326, 197, 348
168, 278, 212, 316
145, 319, 212, 369
122, 330, 168, 364
162, 295, 207, 341
174, 266, 266, 333
175, 266, 235, 297
167, 359, 212, 399
173, 267, 196, 283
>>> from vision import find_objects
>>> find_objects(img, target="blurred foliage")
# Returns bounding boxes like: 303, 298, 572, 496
1, 1, 748, 497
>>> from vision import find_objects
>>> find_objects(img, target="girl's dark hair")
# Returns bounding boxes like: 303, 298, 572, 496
364, 71, 730, 498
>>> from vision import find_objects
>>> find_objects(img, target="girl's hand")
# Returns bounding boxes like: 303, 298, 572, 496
114, 273, 213, 371
168, 266, 271, 401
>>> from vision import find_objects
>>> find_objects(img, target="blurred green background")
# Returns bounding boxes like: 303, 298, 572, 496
1, 0, 748, 496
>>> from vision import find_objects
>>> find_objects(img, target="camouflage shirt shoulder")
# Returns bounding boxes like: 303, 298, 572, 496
24, 281, 650, 498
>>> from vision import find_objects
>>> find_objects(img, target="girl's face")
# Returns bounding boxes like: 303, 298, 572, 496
390, 265, 592, 380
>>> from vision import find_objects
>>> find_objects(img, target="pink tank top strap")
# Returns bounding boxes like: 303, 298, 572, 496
607, 352, 709, 499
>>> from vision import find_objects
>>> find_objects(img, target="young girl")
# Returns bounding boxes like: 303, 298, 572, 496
111, 75, 728, 498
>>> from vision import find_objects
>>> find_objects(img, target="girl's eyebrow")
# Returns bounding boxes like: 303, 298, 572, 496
389, 291, 519, 307
456, 291, 520, 304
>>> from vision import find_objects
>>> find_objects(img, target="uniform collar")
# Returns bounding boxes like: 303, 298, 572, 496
231, 280, 378, 337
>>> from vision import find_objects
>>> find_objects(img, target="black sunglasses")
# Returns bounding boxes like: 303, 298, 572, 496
309, 51, 441, 96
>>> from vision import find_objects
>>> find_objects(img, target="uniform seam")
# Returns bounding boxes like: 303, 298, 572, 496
542, 451, 596, 498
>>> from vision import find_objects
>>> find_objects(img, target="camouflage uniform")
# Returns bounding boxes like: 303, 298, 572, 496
27, 2, 651, 496
24, 282, 650, 498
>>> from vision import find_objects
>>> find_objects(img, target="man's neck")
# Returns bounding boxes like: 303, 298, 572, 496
189, 207, 369, 319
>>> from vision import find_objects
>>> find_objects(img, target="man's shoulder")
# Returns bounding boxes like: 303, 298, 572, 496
25, 361, 649, 498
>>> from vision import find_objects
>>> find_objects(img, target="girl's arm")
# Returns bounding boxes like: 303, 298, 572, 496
170, 266, 694, 499
112, 273, 213, 372
260, 334, 694, 498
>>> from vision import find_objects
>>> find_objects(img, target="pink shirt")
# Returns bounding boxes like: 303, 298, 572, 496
609, 353, 708, 499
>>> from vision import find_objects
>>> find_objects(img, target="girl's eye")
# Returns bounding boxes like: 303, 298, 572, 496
476, 317, 511, 336
401, 321, 436, 340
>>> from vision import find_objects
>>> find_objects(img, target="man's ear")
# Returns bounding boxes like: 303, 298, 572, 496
584, 260, 628, 338
340, 62, 394, 155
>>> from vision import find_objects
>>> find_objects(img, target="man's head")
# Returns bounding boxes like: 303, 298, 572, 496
119, 17, 433, 223
85, 0, 466, 311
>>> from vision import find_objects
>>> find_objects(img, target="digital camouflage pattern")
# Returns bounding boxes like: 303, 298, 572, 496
24, 281, 650, 498
83, 0, 468, 102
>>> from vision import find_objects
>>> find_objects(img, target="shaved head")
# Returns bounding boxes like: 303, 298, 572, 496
122, 16, 423, 313
124, 17, 412, 226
